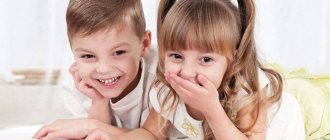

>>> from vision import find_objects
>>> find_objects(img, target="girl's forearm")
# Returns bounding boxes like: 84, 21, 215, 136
204, 103, 250, 140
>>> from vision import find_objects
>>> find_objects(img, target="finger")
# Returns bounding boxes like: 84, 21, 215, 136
86, 129, 111, 140
72, 70, 82, 85
69, 62, 77, 75
79, 81, 104, 99
33, 125, 55, 139
41, 129, 83, 140
197, 74, 216, 91
78, 81, 95, 97
72, 71, 82, 91
168, 73, 203, 94
167, 75, 192, 100
74, 71, 82, 82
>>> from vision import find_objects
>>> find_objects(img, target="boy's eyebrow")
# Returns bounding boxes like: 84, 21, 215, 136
111, 42, 132, 49
73, 48, 91, 53
73, 42, 132, 52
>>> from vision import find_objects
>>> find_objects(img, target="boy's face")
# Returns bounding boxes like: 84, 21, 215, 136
71, 24, 149, 99
164, 49, 227, 89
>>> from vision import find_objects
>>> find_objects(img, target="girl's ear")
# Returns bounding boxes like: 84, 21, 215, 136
141, 30, 152, 57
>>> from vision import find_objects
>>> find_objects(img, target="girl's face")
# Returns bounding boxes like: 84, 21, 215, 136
164, 49, 228, 89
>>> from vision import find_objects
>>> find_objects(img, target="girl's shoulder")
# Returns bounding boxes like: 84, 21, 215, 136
148, 84, 172, 111
258, 68, 269, 91
237, 68, 271, 97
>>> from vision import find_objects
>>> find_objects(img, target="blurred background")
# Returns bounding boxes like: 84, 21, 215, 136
0, 0, 329, 139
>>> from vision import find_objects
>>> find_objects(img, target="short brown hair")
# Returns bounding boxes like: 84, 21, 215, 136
66, 0, 146, 40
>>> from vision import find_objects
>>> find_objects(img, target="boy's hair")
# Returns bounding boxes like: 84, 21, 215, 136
66, 0, 146, 41
155, 0, 282, 139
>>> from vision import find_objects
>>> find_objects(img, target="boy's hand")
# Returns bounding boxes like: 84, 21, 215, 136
164, 73, 221, 116
70, 62, 105, 100
70, 63, 111, 123
85, 129, 118, 140
33, 119, 97, 140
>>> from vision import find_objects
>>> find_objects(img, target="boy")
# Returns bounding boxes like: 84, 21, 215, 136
33, 0, 157, 139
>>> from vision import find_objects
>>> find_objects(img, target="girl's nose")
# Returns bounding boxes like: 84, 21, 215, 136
179, 62, 197, 80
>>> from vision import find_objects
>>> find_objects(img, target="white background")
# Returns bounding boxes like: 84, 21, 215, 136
0, 0, 329, 82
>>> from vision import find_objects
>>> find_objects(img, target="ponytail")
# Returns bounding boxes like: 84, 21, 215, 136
237, 0, 256, 49
234, 0, 283, 133
157, 0, 176, 33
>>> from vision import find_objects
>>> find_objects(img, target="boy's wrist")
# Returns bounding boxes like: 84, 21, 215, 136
87, 119, 99, 132
91, 98, 110, 105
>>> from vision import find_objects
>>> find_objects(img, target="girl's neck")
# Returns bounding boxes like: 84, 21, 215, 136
185, 104, 205, 121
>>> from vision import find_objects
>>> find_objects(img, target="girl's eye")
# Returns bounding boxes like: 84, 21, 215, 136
169, 53, 182, 59
113, 50, 126, 56
81, 54, 94, 59
201, 57, 213, 63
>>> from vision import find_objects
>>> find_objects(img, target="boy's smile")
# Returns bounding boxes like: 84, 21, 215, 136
98, 76, 120, 86
71, 23, 148, 101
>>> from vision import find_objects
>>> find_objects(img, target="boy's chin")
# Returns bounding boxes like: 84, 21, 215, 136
99, 90, 125, 103
100, 92, 121, 99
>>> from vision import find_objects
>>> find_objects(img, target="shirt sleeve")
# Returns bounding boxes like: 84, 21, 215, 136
266, 92, 305, 140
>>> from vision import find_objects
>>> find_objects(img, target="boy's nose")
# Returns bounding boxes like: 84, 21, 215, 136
95, 61, 113, 74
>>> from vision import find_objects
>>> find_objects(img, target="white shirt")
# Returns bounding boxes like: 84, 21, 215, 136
266, 92, 305, 140
149, 87, 204, 140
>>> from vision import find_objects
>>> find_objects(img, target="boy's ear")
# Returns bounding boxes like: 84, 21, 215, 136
141, 30, 151, 57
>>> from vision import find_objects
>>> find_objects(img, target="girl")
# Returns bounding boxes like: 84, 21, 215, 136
85, 0, 304, 139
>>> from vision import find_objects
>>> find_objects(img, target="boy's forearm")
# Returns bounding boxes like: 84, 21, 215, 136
89, 99, 112, 124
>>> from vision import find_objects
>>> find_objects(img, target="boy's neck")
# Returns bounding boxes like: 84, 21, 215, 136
111, 61, 143, 103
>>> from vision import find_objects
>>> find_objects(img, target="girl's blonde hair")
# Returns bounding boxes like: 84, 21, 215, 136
155, 0, 283, 139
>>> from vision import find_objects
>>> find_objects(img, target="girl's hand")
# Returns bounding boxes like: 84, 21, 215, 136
33, 119, 97, 140
165, 73, 221, 116
85, 129, 118, 140
69, 62, 105, 101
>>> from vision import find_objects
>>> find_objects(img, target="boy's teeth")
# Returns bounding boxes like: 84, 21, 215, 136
99, 77, 119, 84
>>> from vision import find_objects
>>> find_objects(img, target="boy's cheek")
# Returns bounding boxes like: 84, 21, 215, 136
74, 63, 88, 77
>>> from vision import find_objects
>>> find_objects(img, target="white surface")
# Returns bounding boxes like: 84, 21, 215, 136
0, 85, 88, 139
0, 125, 42, 140
255, 0, 330, 74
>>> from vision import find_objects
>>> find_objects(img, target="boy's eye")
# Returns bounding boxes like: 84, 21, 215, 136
201, 57, 213, 63
113, 50, 126, 56
81, 54, 94, 59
